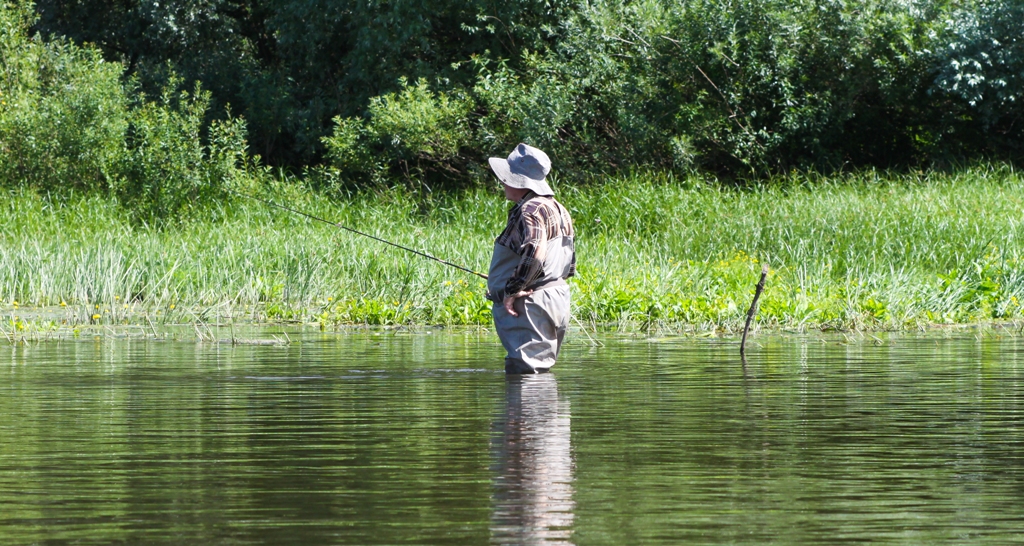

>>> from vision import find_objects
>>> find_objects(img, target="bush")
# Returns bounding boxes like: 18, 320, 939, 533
33, 0, 569, 167
322, 78, 474, 187
0, 0, 127, 193
0, 0, 247, 222
932, 0, 1024, 150
14, 0, 1024, 186
328, 0, 964, 182
474, 0, 947, 176
116, 77, 247, 222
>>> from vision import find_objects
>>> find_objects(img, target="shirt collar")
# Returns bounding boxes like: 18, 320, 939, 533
515, 190, 538, 207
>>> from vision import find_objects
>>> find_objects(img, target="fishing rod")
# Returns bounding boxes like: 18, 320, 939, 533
232, 190, 488, 280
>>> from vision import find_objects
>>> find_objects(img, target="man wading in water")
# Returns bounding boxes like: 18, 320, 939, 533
486, 143, 576, 374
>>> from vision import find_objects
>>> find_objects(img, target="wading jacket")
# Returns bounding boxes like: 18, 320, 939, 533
491, 191, 576, 301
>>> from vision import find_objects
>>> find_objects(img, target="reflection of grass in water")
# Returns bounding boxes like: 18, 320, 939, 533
2, 165, 1024, 333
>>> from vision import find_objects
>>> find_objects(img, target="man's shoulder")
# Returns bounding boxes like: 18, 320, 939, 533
521, 195, 564, 217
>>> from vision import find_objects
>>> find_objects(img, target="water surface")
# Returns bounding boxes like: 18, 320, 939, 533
2, 329, 1023, 544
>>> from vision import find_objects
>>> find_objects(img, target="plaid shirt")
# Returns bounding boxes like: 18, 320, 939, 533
495, 191, 576, 298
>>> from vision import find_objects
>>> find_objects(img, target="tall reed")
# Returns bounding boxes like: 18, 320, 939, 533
2, 165, 1022, 331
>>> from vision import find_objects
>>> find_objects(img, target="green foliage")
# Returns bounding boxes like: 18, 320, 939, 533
932, 0, 1024, 148
33, 0, 567, 166
473, 0, 949, 175
318, 0, 1019, 181
0, 0, 247, 223
3, 167, 1023, 330
116, 78, 247, 222
0, 1, 127, 193
322, 78, 474, 186
13, 0, 1024, 183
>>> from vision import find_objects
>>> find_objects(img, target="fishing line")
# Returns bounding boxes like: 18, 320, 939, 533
232, 190, 488, 280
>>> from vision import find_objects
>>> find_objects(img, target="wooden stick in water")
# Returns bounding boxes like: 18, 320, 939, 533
740, 263, 769, 358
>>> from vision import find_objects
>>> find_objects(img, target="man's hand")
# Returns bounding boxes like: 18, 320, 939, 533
502, 290, 534, 317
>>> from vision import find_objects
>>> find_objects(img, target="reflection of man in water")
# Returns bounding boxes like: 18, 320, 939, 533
491, 374, 575, 545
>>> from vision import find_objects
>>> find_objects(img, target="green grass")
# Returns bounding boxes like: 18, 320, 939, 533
2, 165, 1024, 333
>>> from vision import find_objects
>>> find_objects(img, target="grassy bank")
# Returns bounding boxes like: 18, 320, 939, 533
2, 166, 1024, 334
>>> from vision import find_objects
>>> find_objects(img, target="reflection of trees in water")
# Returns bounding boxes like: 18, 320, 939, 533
491, 374, 575, 545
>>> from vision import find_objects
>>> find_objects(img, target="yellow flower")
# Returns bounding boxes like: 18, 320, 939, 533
169, 304, 175, 310
92, 314, 101, 320
327, 297, 333, 302
60, 301, 67, 307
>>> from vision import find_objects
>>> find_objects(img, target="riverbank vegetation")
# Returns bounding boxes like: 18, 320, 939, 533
3, 165, 1023, 333
9, 0, 1024, 190
2, 0, 1024, 334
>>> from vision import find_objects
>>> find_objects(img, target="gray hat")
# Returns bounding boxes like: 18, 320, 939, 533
488, 143, 554, 196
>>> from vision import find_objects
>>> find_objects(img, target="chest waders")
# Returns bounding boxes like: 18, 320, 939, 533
487, 203, 575, 374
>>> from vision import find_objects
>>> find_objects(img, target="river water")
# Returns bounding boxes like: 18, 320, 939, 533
2, 329, 1023, 544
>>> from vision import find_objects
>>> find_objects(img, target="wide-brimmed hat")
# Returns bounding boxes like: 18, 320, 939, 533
488, 143, 554, 196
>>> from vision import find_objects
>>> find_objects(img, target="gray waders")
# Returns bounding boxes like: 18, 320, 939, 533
488, 233, 574, 374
